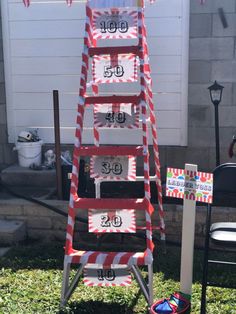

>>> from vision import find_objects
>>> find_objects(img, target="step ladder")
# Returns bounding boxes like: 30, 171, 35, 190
61, 0, 165, 310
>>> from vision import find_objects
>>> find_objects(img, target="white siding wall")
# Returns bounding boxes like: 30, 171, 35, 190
1, 0, 189, 145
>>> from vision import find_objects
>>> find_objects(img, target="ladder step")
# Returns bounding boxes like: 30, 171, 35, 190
66, 249, 152, 266
77, 145, 143, 156
74, 198, 148, 210
85, 95, 140, 105
89, 46, 140, 56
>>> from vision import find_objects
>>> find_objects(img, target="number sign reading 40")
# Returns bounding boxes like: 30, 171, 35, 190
92, 9, 138, 40
92, 54, 138, 84
94, 103, 140, 129
90, 155, 136, 181
89, 209, 136, 233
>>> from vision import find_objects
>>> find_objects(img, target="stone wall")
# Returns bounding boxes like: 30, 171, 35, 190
0, 198, 235, 247
160, 0, 236, 173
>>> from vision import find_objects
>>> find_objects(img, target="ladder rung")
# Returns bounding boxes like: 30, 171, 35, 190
74, 198, 148, 210
85, 95, 140, 105
77, 145, 143, 156
67, 249, 152, 266
89, 46, 140, 56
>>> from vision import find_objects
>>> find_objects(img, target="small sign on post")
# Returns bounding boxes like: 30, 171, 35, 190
166, 164, 213, 296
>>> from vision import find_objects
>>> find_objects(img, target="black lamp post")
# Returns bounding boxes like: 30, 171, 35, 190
208, 81, 224, 167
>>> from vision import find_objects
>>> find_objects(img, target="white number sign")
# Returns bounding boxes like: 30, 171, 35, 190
92, 54, 138, 84
89, 209, 136, 233
83, 264, 131, 287
90, 155, 136, 181
94, 103, 139, 128
92, 9, 138, 40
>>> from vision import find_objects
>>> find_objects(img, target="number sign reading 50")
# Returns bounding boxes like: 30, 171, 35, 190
93, 54, 138, 84
104, 65, 124, 78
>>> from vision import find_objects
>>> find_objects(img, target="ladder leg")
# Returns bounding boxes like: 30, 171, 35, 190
64, 264, 84, 302
131, 265, 149, 304
60, 260, 71, 307
148, 263, 154, 306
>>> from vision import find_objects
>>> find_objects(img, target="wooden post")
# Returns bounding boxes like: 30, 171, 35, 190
180, 163, 197, 295
53, 90, 63, 200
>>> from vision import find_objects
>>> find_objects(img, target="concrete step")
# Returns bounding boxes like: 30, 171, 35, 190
0, 219, 26, 245
1, 164, 56, 187
0, 247, 11, 257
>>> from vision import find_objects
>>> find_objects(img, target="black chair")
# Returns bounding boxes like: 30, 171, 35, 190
201, 163, 236, 313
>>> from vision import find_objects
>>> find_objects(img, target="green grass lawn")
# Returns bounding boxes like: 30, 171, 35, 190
0, 241, 235, 314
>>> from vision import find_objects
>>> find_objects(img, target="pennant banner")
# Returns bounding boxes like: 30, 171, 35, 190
94, 103, 139, 128
166, 167, 213, 203
92, 9, 138, 40
23, 0, 156, 7
88, 209, 136, 233
90, 155, 136, 181
92, 54, 138, 84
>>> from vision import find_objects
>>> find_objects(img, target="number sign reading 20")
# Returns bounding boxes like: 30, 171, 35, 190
88, 209, 136, 233
101, 214, 122, 228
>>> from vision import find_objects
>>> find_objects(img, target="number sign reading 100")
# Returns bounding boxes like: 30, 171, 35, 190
100, 20, 129, 34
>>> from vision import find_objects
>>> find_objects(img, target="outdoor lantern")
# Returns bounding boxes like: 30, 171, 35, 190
208, 80, 224, 106
208, 81, 224, 167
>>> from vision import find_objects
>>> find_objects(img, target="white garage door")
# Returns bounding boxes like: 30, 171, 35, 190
1, 0, 189, 145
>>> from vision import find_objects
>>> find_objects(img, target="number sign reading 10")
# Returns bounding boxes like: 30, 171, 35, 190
92, 9, 138, 40
83, 264, 131, 287
90, 156, 136, 181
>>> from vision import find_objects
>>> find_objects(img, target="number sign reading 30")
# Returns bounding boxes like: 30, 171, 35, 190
90, 156, 136, 181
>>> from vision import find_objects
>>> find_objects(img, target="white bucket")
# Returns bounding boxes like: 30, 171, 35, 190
14, 140, 43, 168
